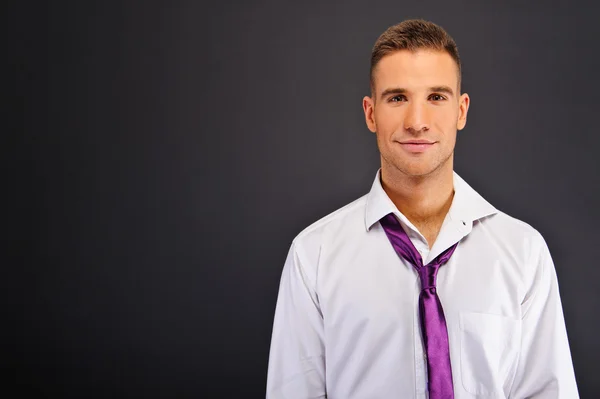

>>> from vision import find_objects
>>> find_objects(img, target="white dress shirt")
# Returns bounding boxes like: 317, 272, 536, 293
266, 169, 578, 399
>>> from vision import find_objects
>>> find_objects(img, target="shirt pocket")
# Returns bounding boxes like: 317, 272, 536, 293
459, 311, 521, 397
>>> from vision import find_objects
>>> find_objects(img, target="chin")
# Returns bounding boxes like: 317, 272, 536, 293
395, 163, 441, 178
382, 151, 451, 178
402, 169, 436, 178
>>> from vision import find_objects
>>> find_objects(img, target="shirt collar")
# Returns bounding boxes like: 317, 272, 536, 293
364, 168, 497, 232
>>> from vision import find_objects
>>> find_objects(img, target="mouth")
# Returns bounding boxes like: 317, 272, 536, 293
397, 140, 436, 153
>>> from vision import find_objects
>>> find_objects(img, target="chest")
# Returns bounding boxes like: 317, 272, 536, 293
316, 229, 527, 329
315, 229, 528, 398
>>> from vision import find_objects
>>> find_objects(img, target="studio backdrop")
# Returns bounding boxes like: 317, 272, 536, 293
7, 0, 599, 397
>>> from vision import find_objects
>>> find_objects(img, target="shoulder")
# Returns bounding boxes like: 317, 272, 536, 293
292, 194, 367, 252
454, 172, 549, 257
286, 194, 368, 270
482, 210, 547, 245
478, 209, 551, 270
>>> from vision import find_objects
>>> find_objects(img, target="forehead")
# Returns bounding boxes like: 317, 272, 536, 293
373, 49, 459, 93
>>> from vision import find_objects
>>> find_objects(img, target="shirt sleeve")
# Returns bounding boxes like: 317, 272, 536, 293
509, 233, 579, 398
266, 240, 327, 399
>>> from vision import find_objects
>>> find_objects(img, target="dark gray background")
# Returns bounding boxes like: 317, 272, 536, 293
6, 0, 599, 397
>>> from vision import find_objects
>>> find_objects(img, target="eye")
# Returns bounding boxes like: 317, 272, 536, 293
429, 93, 446, 101
389, 95, 407, 103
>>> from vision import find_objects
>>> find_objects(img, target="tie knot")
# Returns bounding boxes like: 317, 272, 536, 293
418, 264, 440, 291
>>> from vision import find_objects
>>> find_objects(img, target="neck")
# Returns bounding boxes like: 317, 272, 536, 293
380, 159, 455, 246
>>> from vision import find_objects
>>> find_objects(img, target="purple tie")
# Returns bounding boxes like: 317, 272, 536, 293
380, 213, 457, 399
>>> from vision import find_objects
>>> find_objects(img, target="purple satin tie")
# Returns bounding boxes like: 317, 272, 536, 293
380, 213, 458, 399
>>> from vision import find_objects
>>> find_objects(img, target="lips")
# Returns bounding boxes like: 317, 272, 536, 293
399, 140, 435, 144
397, 140, 436, 153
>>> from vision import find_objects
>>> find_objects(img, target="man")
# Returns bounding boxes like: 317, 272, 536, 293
266, 19, 578, 398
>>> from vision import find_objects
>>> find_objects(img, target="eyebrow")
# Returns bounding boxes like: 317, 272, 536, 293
379, 85, 455, 100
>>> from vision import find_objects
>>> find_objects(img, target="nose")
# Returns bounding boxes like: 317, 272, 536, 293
404, 101, 430, 133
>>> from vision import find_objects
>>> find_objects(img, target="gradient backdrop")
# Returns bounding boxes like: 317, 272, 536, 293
7, 1, 600, 397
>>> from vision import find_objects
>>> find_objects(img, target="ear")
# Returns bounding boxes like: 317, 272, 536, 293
363, 96, 377, 133
457, 93, 470, 130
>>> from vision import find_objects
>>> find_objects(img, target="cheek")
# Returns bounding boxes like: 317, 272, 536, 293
433, 108, 459, 129
375, 108, 403, 133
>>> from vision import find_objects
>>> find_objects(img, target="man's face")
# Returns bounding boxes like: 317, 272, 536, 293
363, 49, 470, 178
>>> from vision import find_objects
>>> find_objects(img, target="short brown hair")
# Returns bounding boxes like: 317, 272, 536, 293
370, 19, 461, 93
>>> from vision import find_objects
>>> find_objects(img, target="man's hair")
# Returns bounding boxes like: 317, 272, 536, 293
370, 19, 461, 94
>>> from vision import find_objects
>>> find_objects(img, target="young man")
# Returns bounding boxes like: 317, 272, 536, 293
266, 20, 578, 398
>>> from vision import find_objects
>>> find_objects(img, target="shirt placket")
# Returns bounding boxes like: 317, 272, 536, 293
409, 232, 430, 398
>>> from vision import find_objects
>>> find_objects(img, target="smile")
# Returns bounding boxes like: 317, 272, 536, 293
397, 141, 436, 153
